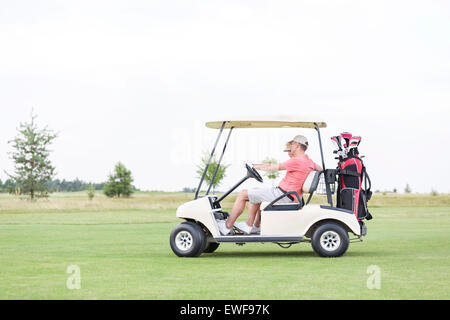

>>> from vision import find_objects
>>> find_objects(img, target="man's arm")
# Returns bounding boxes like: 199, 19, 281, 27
315, 163, 323, 172
253, 163, 286, 171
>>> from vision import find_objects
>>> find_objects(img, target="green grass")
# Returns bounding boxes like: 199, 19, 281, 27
0, 193, 449, 299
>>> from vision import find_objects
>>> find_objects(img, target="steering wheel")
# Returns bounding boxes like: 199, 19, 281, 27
245, 163, 263, 183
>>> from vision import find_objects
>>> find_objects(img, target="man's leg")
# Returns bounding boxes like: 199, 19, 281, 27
246, 202, 261, 227
226, 189, 248, 229
253, 209, 261, 228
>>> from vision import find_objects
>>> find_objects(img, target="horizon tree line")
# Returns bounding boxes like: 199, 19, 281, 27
5, 111, 441, 198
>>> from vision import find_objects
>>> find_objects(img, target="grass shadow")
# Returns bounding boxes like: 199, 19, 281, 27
199, 249, 387, 259
203, 251, 318, 258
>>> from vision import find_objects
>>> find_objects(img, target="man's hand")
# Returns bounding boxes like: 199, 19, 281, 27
315, 164, 323, 172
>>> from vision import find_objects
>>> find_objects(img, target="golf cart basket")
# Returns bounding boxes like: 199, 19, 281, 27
316, 175, 336, 196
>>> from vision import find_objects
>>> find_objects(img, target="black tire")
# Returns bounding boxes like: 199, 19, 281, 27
170, 222, 206, 257
311, 222, 349, 257
203, 242, 220, 253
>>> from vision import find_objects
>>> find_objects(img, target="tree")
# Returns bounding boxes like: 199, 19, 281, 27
103, 162, 134, 198
6, 111, 58, 200
404, 184, 412, 194
262, 157, 280, 186
196, 152, 229, 194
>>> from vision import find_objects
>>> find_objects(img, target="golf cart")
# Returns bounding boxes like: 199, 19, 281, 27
170, 119, 371, 258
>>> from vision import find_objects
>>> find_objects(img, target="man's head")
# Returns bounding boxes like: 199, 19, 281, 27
289, 135, 308, 153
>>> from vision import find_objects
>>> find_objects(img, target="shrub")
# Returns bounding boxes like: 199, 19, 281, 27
87, 184, 95, 200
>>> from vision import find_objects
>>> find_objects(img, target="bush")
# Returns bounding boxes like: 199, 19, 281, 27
87, 184, 95, 200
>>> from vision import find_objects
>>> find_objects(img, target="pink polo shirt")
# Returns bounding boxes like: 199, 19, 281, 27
278, 154, 319, 198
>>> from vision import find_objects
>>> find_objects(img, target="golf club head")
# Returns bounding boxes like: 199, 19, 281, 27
336, 150, 347, 157
331, 136, 343, 151
349, 136, 361, 148
340, 132, 352, 153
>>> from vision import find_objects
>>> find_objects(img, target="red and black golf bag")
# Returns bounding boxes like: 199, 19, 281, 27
332, 133, 373, 221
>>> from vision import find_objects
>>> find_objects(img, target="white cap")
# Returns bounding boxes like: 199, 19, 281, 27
289, 135, 309, 147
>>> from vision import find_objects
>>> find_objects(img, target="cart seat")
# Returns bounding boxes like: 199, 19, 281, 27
303, 170, 321, 205
303, 170, 321, 194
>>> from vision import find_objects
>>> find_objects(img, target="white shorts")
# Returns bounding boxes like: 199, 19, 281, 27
247, 187, 294, 205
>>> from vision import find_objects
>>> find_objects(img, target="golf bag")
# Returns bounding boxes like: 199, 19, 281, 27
332, 133, 373, 221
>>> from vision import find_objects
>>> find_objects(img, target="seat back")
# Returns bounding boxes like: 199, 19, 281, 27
302, 171, 321, 194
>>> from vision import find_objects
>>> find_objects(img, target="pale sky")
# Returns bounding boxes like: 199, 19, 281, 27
1, 0, 449, 194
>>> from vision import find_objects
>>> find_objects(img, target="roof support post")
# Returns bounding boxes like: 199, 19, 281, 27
195, 121, 226, 200
206, 126, 234, 196
314, 122, 333, 207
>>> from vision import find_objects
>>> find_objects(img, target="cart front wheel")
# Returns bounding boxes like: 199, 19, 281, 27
170, 222, 206, 257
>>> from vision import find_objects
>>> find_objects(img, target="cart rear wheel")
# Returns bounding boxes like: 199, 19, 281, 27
203, 242, 220, 253
170, 221, 206, 257
311, 222, 349, 257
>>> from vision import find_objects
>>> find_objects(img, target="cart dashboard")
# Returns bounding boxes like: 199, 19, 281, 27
208, 196, 221, 209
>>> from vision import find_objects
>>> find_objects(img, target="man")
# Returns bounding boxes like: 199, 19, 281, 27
217, 135, 323, 235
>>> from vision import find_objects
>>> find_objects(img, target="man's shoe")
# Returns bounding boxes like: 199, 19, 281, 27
251, 224, 261, 234
217, 220, 231, 235
234, 222, 253, 234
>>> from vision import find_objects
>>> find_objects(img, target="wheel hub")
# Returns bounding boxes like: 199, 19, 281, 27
319, 231, 341, 251
175, 231, 193, 251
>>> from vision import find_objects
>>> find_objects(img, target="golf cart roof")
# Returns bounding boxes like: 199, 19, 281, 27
206, 117, 327, 129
